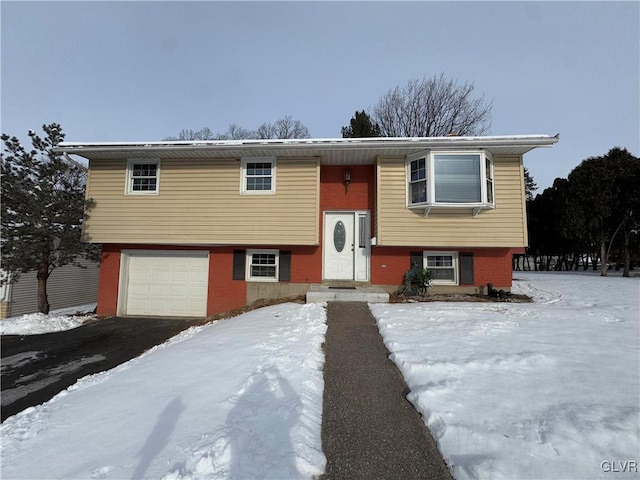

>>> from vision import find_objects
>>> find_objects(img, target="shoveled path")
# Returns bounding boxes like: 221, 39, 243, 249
321, 301, 453, 480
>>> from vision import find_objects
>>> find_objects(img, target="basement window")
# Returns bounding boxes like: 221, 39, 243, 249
424, 251, 459, 285
246, 249, 279, 281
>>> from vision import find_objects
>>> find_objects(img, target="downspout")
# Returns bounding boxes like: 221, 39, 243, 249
0, 279, 11, 302
0, 272, 13, 318
63, 152, 88, 171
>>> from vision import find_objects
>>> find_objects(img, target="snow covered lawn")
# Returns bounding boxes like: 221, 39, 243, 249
2, 274, 637, 480
0, 303, 97, 335
370, 272, 640, 480
1, 303, 327, 479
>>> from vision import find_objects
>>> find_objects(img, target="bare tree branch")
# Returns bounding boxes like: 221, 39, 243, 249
372, 73, 493, 137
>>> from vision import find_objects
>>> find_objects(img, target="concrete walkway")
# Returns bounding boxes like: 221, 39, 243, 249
321, 301, 453, 480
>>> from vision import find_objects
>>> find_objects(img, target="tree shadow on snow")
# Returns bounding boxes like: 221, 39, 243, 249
227, 365, 301, 479
132, 396, 185, 480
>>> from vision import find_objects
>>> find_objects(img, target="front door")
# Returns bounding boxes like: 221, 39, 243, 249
323, 211, 370, 281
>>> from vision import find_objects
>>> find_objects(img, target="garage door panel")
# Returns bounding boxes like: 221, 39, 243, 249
148, 285, 170, 296
122, 251, 209, 317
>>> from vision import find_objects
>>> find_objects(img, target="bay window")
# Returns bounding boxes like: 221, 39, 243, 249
407, 151, 494, 212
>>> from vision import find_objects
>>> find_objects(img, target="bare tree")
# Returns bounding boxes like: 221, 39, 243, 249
372, 74, 493, 137
163, 128, 215, 141
165, 116, 310, 141
257, 115, 310, 139
215, 123, 257, 140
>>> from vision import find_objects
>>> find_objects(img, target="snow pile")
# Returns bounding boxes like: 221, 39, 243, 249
0, 303, 97, 335
1, 303, 327, 479
371, 272, 639, 480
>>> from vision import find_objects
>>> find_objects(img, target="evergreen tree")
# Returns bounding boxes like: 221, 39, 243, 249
1, 124, 100, 314
565, 147, 640, 276
341, 110, 381, 138
524, 167, 537, 202
527, 147, 640, 276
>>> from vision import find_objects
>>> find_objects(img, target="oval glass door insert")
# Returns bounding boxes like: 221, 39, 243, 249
334, 221, 346, 252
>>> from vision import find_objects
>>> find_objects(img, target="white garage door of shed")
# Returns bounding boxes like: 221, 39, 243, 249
122, 251, 209, 317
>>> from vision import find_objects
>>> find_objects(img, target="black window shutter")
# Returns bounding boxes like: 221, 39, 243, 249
460, 253, 474, 285
233, 250, 246, 280
279, 250, 292, 282
410, 251, 423, 268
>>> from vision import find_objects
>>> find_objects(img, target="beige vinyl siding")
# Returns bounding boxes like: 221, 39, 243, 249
376, 155, 527, 247
84, 157, 320, 245
3, 259, 99, 318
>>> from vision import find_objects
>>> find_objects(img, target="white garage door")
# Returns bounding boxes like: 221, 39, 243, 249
122, 251, 209, 317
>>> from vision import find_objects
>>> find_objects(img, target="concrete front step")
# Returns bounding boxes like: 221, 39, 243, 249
306, 285, 389, 303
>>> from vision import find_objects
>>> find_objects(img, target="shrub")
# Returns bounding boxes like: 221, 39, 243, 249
398, 263, 432, 297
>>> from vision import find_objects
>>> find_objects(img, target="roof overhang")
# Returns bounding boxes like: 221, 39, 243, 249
55, 134, 559, 164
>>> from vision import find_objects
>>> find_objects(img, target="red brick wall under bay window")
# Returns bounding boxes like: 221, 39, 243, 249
370, 246, 515, 288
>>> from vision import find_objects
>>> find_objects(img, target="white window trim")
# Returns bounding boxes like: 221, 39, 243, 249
125, 158, 160, 195
406, 150, 495, 211
246, 249, 279, 282
240, 157, 276, 195
423, 251, 459, 286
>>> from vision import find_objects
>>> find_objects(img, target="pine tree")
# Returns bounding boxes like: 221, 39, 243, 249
1, 124, 100, 314
341, 110, 381, 138
524, 167, 538, 202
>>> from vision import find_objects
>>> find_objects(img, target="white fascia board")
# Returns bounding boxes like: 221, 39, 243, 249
55, 134, 559, 152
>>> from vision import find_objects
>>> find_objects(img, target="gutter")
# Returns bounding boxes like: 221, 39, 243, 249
53, 134, 560, 155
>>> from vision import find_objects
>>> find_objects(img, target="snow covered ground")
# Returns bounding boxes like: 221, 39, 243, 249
0, 303, 327, 479
371, 272, 640, 480
0, 303, 97, 335
1, 274, 638, 480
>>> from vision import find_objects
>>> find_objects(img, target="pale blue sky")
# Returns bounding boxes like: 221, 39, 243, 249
2, 1, 638, 190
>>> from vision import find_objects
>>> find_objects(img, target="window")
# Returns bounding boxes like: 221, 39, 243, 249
126, 159, 159, 195
246, 249, 279, 281
424, 251, 459, 285
409, 157, 427, 204
407, 151, 494, 209
434, 154, 481, 203
485, 156, 494, 204
241, 157, 276, 194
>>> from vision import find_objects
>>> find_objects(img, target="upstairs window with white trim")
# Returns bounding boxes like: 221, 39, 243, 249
241, 157, 276, 194
126, 159, 160, 195
407, 151, 494, 209
424, 251, 459, 285
246, 249, 279, 281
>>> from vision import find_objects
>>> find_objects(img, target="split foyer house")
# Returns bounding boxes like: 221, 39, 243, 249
56, 135, 558, 318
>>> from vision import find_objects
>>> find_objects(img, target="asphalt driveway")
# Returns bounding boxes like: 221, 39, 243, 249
1, 316, 205, 422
